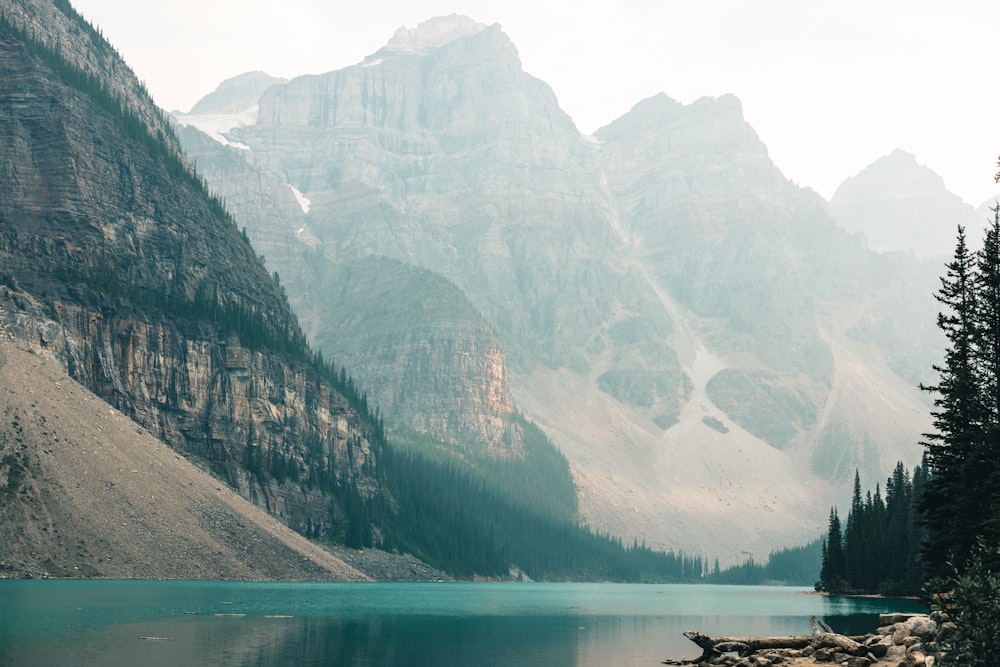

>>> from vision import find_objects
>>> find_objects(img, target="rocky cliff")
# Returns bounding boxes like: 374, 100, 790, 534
0, 0, 383, 548
174, 16, 940, 560
0, 341, 368, 580
298, 257, 524, 459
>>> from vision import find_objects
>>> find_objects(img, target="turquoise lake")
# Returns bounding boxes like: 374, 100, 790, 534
0, 581, 926, 666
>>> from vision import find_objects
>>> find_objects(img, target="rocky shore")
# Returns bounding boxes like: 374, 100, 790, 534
323, 544, 454, 582
666, 611, 951, 666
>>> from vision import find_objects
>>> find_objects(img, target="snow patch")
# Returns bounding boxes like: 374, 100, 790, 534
288, 185, 311, 214
172, 105, 259, 151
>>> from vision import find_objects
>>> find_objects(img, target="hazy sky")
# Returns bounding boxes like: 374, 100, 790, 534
70, 0, 1000, 207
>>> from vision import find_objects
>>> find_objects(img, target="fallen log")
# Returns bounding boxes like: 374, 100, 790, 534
664, 631, 814, 664
663, 619, 868, 665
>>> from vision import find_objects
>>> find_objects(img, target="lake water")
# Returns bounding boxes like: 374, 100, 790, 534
0, 581, 926, 667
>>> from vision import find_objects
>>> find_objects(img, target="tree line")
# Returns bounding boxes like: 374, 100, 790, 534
707, 540, 823, 586
370, 444, 706, 581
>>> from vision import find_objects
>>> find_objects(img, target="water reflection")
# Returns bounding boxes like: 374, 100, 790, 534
0, 582, 927, 667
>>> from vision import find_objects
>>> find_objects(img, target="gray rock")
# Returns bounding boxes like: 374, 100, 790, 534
906, 615, 938, 640
844, 656, 873, 667
881, 612, 921, 626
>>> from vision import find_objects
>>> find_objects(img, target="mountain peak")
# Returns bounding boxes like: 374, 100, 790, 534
379, 15, 489, 56
833, 149, 949, 203
830, 148, 976, 257
188, 71, 287, 115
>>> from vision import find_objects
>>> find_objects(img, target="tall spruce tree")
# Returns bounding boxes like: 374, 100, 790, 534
819, 508, 846, 592
972, 208, 1000, 556
921, 220, 994, 578
885, 461, 920, 592
844, 471, 865, 588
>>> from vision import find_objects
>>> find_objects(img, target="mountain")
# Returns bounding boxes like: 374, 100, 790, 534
0, 0, 388, 573
829, 149, 981, 258
175, 16, 941, 561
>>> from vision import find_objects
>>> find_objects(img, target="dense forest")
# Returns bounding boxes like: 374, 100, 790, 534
817, 463, 926, 595
374, 444, 705, 580
708, 540, 823, 586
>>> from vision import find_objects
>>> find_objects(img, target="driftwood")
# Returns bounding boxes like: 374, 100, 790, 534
663, 616, 867, 665
664, 631, 813, 663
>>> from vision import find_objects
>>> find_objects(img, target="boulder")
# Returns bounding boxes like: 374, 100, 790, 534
905, 615, 938, 641
880, 613, 920, 626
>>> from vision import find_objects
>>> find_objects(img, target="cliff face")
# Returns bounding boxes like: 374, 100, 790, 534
175, 16, 940, 559
0, 341, 368, 580
302, 257, 523, 459
0, 0, 382, 543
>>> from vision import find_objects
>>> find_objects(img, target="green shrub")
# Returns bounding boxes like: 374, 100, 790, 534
932, 539, 1000, 667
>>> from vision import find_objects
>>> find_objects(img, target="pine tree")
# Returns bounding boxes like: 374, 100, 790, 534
884, 462, 914, 591
971, 208, 1000, 558
921, 224, 988, 579
820, 508, 846, 592
864, 485, 886, 592
844, 471, 865, 589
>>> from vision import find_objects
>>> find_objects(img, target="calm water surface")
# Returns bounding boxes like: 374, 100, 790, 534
0, 581, 926, 667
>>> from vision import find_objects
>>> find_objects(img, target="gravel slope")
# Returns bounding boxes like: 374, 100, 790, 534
0, 341, 369, 581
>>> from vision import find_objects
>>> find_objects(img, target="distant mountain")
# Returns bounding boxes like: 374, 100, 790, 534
176, 16, 941, 561
188, 70, 287, 115
830, 149, 981, 258
975, 194, 1000, 226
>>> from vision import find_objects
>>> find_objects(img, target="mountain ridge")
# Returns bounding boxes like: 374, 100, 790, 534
173, 15, 940, 561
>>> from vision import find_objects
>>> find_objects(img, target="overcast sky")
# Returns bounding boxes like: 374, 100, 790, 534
70, 0, 1000, 207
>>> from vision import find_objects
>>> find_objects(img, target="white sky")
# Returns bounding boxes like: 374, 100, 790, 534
70, 0, 1000, 206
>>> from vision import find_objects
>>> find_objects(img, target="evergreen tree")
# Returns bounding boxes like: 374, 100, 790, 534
885, 461, 920, 593
843, 471, 865, 589
971, 209, 1000, 557
864, 485, 887, 592
921, 222, 993, 578
820, 508, 846, 592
